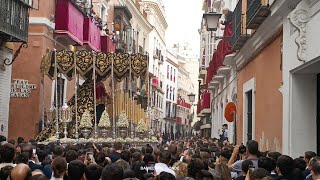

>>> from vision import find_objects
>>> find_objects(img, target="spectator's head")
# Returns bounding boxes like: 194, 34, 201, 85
143, 153, 155, 164
258, 157, 276, 173
187, 158, 204, 178
65, 150, 78, 163
310, 156, 320, 178
114, 142, 122, 151
267, 151, 282, 162
253, 168, 270, 179
85, 164, 102, 180
159, 150, 171, 165
132, 152, 142, 164
8, 139, 15, 146
30, 174, 49, 180
145, 144, 153, 154
276, 155, 294, 177
120, 150, 131, 162
52, 145, 64, 158
0, 135, 6, 143
0, 165, 14, 180
290, 168, 304, 180
222, 124, 228, 130
0, 143, 16, 163
123, 169, 136, 179
51, 157, 67, 178
21, 144, 33, 159
168, 144, 177, 155
172, 161, 188, 178
35, 150, 47, 163
132, 161, 147, 179
15, 152, 29, 164
196, 170, 213, 180
219, 149, 232, 164
101, 164, 123, 180
68, 160, 86, 180
242, 159, 253, 174
293, 157, 306, 171
158, 172, 176, 180
115, 159, 130, 171
10, 163, 32, 180
17, 137, 25, 144
215, 163, 231, 180
305, 151, 317, 165
246, 140, 259, 156
95, 152, 106, 167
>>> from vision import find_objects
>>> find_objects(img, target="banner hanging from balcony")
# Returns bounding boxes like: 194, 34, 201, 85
40, 50, 149, 81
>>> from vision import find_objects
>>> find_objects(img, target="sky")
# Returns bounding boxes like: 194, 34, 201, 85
163, 0, 203, 56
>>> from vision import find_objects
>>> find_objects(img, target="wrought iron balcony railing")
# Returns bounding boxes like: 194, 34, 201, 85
231, 0, 250, 51
246, 0, 270, 29
0, 0, 31, 44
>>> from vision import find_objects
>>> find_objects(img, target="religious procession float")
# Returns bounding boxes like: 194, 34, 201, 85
37, 49, 157, 146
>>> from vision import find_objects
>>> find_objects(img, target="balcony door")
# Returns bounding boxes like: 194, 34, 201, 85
246, 90, 253, 141
243, 78, 255, 143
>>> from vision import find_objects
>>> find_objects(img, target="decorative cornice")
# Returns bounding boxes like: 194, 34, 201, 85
29, 17, 55, 30
288, 8, 310, 62
143, 1, 168, 29
126, 0, 153, 32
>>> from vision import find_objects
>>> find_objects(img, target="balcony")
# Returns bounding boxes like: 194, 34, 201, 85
83, 18, 101, 51
0, 0, 32, 43
55, 0, 85, 45
200, 92, 211, 114
114, 6, 132, 53
246, 0, 270, 29
159, 54, 164, 64
231, 0, 250, 50
153, 48, 159, 59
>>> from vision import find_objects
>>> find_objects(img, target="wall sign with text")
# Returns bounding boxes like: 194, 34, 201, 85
10, 79, 36, 98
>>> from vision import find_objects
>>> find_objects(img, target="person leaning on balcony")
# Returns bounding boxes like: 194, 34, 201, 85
221, 8, 233, 25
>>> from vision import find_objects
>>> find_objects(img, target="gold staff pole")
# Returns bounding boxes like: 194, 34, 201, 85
112, 53, 116, 139
54, 49, 59, 139
41, 55, 45, 131
93, 51, 98, 138
74, 50, 79, 139
146, 53, 151, 132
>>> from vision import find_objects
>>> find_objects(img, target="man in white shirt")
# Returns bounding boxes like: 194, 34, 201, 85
154, 150, 176, 177
219, 124, 229, 142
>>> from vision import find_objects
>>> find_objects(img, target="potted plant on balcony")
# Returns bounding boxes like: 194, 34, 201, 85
79, 109, 93, 139
98, 109, 111, 138
136, 119, 147, 139
117, 111, 129, 138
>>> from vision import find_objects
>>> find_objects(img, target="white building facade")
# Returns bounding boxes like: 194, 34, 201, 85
0, 46, 13, 137
162, 50, 178, 139
282, 0, 320, 157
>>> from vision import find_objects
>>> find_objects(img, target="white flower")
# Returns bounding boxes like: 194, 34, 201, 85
98, 109, 111, 128
117, 111, 129, 128
79, 110, 93, 129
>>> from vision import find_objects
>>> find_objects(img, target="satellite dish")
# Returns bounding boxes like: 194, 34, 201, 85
224, 102, 236, 122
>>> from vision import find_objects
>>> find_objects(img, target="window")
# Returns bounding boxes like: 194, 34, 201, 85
167, 65, 169, 79
166, 85, 169, 99
170, 67, 173, 81
143, 38, 146, 54
100, 5, 106, 25
246, 90, 253, 141
174, 69, 176, 82
243, 78, 255, 143
173, 88, 175, 101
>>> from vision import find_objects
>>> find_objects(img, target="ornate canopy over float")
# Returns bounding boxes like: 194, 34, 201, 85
37, 49, 157, 145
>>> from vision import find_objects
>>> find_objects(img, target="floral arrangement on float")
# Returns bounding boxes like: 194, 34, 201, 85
98, 109, 111, 128
117, 111, 129, 128
79, 110, 93, 139
136, 119, 147, 133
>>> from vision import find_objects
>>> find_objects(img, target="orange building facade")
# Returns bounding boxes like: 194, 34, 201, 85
236, 32, 283, 152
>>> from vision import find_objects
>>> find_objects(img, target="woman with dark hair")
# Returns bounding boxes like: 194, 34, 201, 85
50, 157, 67, 180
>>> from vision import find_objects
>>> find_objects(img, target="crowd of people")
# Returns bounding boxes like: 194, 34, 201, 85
0, 134, 319, 180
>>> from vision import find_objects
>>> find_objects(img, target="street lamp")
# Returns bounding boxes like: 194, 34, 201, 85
203, 12, 222, 31
188, 93, 196, 104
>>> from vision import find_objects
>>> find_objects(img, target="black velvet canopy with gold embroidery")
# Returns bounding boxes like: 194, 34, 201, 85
40, 50, 148, 81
